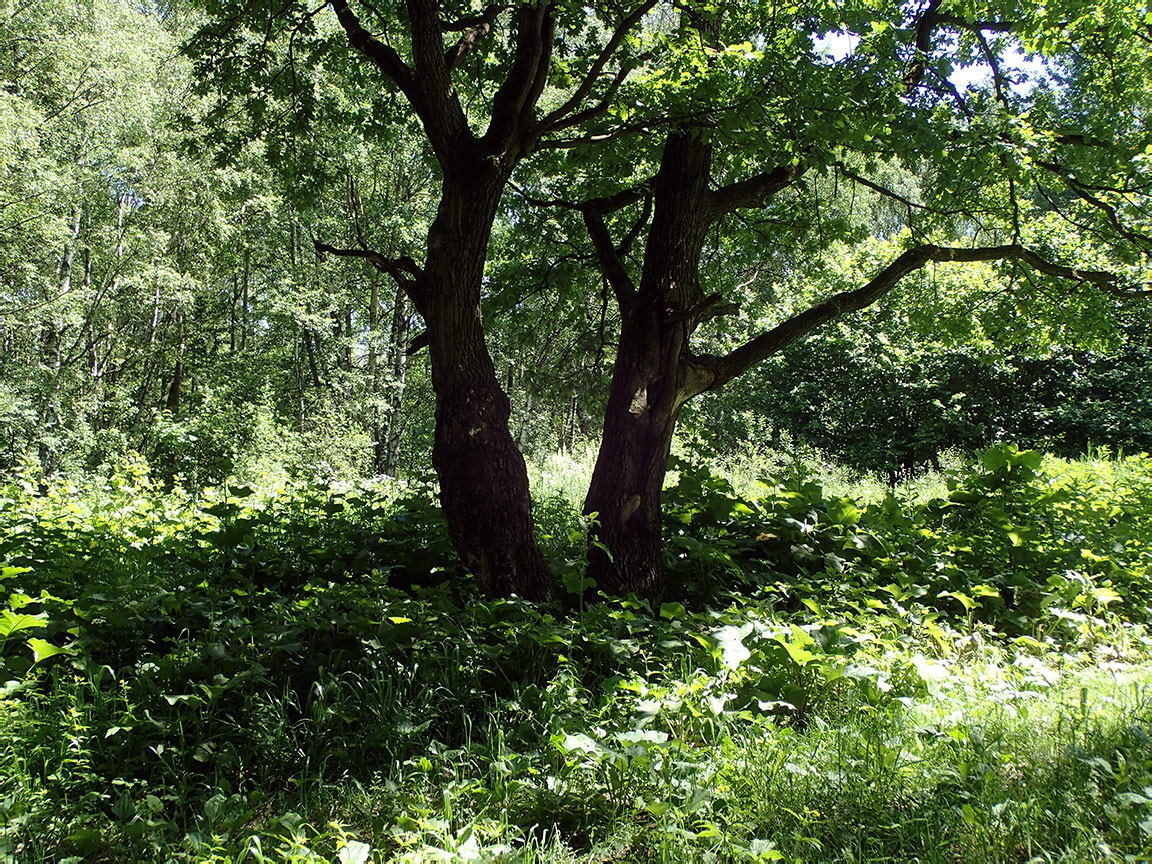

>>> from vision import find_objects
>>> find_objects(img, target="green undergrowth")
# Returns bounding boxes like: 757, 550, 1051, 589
0, 448, 1151, 862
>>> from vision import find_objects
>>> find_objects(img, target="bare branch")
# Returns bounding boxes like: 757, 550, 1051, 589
1035, 159, 1152, 248
542, 63, 637, 136
313, 239, 422, 289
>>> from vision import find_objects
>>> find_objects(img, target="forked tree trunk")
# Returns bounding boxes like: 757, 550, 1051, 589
584, 134, 716, 599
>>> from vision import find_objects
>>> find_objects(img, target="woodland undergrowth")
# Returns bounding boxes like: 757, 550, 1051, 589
1, 446, 1151, 863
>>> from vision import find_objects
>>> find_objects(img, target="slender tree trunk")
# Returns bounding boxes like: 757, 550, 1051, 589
303, 329, 323, 389
38, 206, 83, 477
230, 273, 239, 352
166, 308, 185, 412
241, 248, 250, 351
367, 274, 385, 473
382, 284, 410, 476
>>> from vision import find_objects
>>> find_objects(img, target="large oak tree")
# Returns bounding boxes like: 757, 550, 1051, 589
188, 0, 1150, 599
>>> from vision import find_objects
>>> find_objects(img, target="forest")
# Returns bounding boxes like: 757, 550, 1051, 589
2, 0, 1152, 859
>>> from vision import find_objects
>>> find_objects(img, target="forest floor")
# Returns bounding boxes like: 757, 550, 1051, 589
1, 447, 1151, 862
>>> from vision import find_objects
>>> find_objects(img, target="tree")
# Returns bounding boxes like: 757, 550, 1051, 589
188, 0, 671, 600
186, 0, 1151, 600
511, 1, 1151, 596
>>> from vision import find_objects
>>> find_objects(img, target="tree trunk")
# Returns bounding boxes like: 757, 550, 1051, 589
584, 134, 717, 599
382, 284, 410, 476
166, 308, 185, 412
417, 166, 552, 601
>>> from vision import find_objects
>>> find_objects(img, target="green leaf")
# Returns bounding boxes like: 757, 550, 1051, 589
28, 637, 69, 663
338, 841, 372, 864
712, 623, 753, 670
0, 610, 48, 638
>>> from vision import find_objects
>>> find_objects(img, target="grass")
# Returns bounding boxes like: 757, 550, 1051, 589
1, 448, 1151, 862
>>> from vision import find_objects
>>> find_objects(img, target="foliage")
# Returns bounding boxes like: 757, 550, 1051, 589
663, 445, 1152, 637
1, 453, 1151, 861
685, 306, 1152, 481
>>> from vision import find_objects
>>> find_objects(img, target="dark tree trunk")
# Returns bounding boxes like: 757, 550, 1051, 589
584, 134, 718, 599
322, 0, 630, 601
417, 165, 552, 601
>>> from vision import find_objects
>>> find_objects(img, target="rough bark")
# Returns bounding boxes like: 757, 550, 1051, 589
420, 164, 552, 601
582, 130, 1126, 599
320, 0, 657, 600
584, 133, 716, 598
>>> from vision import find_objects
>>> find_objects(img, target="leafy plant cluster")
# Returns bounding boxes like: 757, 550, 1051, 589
664, 444, 1152, 640
0, 451, 1151, 861
687, 321, 1152, 483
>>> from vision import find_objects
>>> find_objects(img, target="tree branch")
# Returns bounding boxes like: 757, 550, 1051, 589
404, 0, 470, 149
692, 243, 1142, 393
541, 63, 637, 136
582, 208, 638, 313
509, 183, 646, 311
313, 239, 422, 289
328, 0, 415, 93
711, 163, 804, 216
444, 4, 505, 71
1035, 159, 1152, 249
902, 0, 1017, 92
537, 0, 657, 134
486, 3, 553, 150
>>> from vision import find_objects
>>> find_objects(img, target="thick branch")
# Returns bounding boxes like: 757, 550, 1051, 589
693, 243, 1139, 392
583, 209, 638, 312
509, 183, 645, 310
663, 293, 738, 325
329, 0, 416, 92
486, 3, 553, 149
444, 4, 505, 71
405, 0, 470, 149
711, 163, 804, 216
406, 329, 430, 355
538, 0, 657, 134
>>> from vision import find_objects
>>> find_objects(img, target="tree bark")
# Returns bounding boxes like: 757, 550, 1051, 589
418, 164, 552, 601
323, 0, 657, 601
166, 308, 185, 412
583, 133, 716, 599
